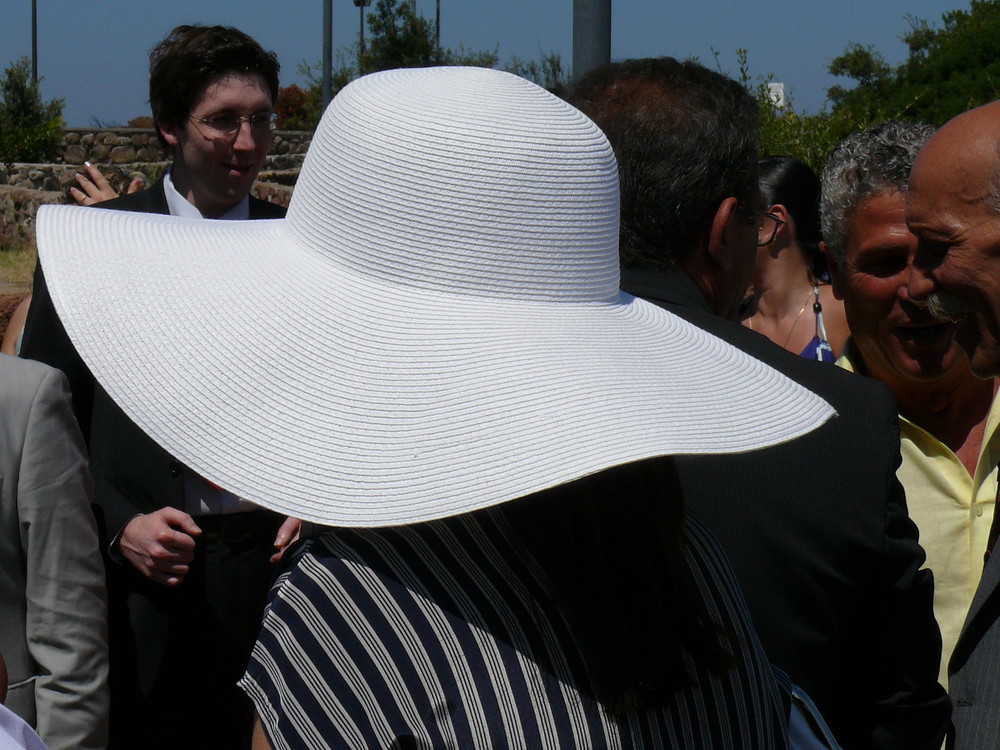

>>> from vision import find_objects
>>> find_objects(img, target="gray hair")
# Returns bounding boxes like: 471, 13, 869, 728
820, 121, 935, 269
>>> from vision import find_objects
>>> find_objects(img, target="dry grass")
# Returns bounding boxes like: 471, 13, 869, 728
0, 225, 34, 342
0, 221, 37, 287
0, 246, 36, 286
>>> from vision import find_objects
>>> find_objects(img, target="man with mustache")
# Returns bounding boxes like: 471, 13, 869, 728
821, 122, 1000, 699
907, 100, 1000, 749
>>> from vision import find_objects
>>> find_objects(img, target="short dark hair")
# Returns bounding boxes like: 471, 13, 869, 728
149, 25, 280, 149
566, 57, 759, 270
758, 156, 825, 279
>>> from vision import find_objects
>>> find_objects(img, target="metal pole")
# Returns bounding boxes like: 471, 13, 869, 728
435, 0, 440, 52
360, 3, 365, 57
31, 0, 38, 83
572, 0, 611, 83
322, 0, 332, 108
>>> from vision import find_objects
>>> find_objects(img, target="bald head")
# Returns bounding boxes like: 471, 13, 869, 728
906, 100, 1000, 377
912, 101, 1000, 215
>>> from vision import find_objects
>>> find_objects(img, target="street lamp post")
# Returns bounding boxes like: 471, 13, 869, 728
572, 0, 611, 83
31, 0, 38, 83
353, 0, 372, 62
322, 0, 332, 108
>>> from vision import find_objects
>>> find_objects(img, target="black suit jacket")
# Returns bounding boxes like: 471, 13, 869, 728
623, 269, 950, 750
20, 178, 286, 541
20, 181, 287, 747
948, 538, 1000, 747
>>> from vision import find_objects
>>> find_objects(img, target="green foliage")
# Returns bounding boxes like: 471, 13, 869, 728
0, 57, 64, 163
829, 0, 1000, 126
291, 0, 562, 129
505, 51, 570, 92
710, 49, 890, 174
756, 92, 891, 174
362, 0, 439, 70
828, 44, 891, 88
710, 3, 1000, 173
362, 0, 499, 70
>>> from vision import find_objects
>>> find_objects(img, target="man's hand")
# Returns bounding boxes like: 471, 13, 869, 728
271, 516, 302, 564
120, 507, 201, 586
68, 162, 144, 206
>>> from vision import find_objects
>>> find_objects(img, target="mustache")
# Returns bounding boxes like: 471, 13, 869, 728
925, 290, 971, 321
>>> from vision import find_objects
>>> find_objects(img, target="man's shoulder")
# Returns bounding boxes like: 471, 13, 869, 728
0, 355, 71, 458
664, 300, 896, 416
96, 178, 169, 215
249, 195, 287, 219
0, 354, 62, 400
94, 181, 286, 219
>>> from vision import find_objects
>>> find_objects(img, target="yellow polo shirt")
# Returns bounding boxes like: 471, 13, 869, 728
839, 346, 1000, 688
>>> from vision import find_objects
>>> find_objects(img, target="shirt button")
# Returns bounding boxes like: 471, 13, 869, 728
169, 461, 182, 479
976, 506, 985, 517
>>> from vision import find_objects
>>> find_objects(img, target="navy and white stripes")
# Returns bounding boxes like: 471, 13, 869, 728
241, 512, 788, 749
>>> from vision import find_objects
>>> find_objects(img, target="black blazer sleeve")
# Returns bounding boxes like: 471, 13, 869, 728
20, 261, 95, 437
19, 179, 171, 436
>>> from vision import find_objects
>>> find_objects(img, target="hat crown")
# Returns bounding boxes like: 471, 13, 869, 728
286, 67, 621, 303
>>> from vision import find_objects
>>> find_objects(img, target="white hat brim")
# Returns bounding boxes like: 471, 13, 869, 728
38, 204, 833, 526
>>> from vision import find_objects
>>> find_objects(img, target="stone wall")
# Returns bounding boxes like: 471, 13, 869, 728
55, 127, 312, 165
0, 177, 294, 231
0, 185, 63, 234
0, 159, 301, 194
0, 162, 169, 193
0, 127, 307, 225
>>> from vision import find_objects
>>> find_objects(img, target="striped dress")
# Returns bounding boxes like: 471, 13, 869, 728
241, 512, 789, 749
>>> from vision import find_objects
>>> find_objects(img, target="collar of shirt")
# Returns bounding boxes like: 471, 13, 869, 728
163, 168, 251, 220
837, 337, 1000, 688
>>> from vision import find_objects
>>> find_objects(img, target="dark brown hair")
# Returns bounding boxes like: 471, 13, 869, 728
499, 457, 735, 714
148, 25, 280, 149
567, 58, 760, 271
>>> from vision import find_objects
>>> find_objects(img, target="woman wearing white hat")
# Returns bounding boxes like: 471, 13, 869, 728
36, 66, 833, 748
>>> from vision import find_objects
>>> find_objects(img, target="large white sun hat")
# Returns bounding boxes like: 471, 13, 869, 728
35, 66, 833, 527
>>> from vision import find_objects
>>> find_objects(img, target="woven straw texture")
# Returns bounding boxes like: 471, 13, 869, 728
37, 67, 833, 526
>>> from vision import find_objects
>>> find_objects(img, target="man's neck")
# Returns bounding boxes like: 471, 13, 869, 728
870, 357, 998, 473
163, 167, 247, 220
620, 266, 711, 314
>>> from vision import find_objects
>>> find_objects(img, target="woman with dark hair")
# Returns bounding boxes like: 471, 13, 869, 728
744, 157, 849, 361
244, 459, 796, 749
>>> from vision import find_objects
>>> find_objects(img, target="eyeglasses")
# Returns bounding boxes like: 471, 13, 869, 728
757, 212, 785, 246
189, 112, 277, 139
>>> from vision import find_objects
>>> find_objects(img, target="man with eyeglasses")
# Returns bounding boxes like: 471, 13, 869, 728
568, 58, 949, 749
20, 25, 291, 750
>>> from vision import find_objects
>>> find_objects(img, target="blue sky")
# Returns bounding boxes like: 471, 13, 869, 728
1, 0, 971, 126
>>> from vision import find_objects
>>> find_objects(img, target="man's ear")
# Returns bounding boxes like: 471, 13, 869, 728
156, 118, 180, 149
822, 240, 846, 300
706, 196, 746, 274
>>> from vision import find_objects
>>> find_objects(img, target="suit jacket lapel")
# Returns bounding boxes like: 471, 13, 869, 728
951, 518, 1000, 673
